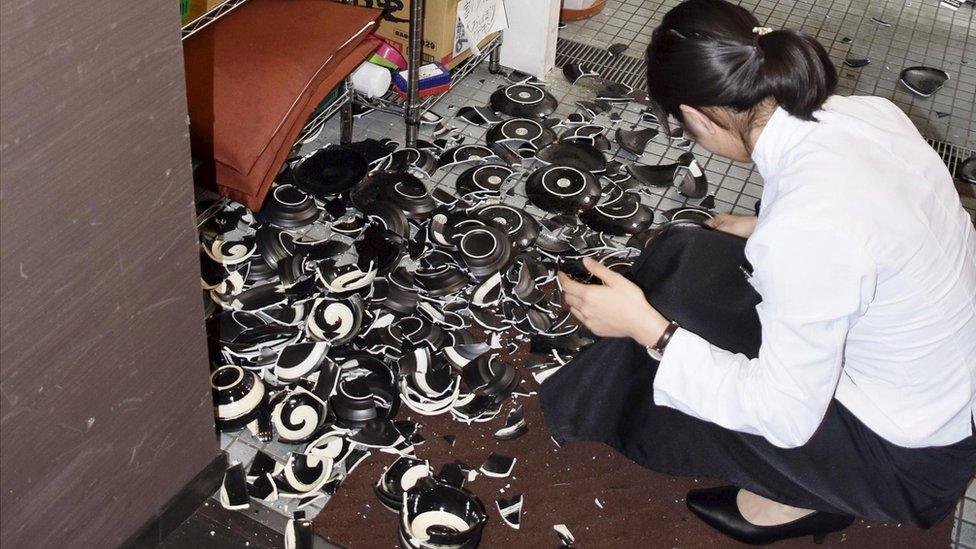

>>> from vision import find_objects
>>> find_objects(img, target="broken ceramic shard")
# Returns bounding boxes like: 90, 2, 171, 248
493, 405, 528, 441
615, 126, 659, 156
580, 190, 653, 236
219, 462, 250, 511
562, 61, 600, 84
476, 204, 541, 250
844, 57, 870, 68
899, 66, 949, 97
458, 225, 514, 280
480, 452, 516, 477
436, 144, 499, 170
496, 494, 524, 529
456, 105, 502, 125
271, 387, 329, 444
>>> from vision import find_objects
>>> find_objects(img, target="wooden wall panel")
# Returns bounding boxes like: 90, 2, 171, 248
0, 0, 218, 546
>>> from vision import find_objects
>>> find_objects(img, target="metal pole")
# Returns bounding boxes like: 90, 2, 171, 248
488, 38, 502, 74
340, 78, 354, 145
405, 0, 426, 147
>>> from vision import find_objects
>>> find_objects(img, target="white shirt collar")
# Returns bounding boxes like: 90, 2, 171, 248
750, 106, 794, 181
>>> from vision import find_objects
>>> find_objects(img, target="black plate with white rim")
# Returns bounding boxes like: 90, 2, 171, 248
436, 145, 498, 171
485, 118, 556, 151
525, 164, 602, 214
455, 164, 513, 196
664, 206, 714, 224
293, 147, 368, 197
580, 191, 654, 235
489, 83, 558, 119
475, 204, 540, 250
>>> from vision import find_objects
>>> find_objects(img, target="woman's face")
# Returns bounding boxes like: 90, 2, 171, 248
679, 105, 754, 163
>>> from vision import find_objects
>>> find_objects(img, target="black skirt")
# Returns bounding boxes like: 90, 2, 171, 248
540, 224, 976, 528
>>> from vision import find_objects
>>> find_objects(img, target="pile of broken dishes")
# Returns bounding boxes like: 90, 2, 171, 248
201, 70, 714, 548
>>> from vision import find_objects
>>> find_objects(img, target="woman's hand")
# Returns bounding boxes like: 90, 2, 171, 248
706, 213, 757, 238
559, 257, 670, 347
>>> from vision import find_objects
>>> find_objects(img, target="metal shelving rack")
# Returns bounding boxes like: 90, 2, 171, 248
358, 34, 503, 139
181, 0, 250, 40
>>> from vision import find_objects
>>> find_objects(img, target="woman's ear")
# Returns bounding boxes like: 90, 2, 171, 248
679, 105, 716, 136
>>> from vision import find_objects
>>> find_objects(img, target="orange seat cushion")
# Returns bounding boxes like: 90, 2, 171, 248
183, 0, 381, 210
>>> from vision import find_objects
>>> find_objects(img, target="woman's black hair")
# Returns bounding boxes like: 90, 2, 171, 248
646, 0, 837, 123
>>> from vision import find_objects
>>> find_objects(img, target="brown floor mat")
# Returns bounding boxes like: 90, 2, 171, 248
312, 350, 953, 548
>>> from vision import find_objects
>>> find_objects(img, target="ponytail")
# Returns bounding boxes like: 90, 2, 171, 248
646, 0, 837, 123
755, 30, 837, 120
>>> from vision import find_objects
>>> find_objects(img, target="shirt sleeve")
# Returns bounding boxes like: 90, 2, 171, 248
652, 223, 877, 448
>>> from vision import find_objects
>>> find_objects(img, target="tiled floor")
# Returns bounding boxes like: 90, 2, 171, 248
214, 0, 976, 544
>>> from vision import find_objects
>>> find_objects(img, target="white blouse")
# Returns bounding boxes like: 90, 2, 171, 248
654, 96, 976, 449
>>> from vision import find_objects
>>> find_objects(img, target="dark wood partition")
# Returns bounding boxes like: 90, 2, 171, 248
0, 0, 218, 546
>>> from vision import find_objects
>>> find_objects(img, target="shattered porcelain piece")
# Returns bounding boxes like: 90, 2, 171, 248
384, 147, 438, 177
479, 452, 516, 477
559, 124, 612, 151
665, 206, 714, 224
495, 494, 524, 530
493, 405, 527, 441
305, 296, 365, 345
957, 156, 975, 184
562, 61, 600, 84
615, 126, 659, 156
271, 387, 329, 444
580, 190, 654, 235
489, 83, 558, 118
293, 147, 368, 197
375, 456, 431, 511
285, 511, 314, 549
536, 141, 607, 173
844, 57, 870, 68
526, 164, 602, 214
219, 463, 250, 511
899, 66, 949, 97
456, 105, 502, 125
608, 43, 628, 56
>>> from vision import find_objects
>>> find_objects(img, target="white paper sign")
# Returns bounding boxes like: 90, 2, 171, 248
456, 0, 508, 57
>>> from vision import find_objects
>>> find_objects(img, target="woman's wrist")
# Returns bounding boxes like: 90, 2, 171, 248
631, 306, 671, 348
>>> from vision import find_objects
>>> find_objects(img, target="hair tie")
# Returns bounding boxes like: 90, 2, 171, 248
752, 26, 773, 35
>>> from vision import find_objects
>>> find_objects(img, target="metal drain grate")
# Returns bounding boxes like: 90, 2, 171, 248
926, 138, 975, 179
555, 38, 648, 91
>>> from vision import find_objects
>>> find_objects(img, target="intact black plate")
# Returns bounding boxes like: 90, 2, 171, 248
485, 118, 556, 151
455, 164, 513, 196
525, 164, 602, 214
489, 83, 558, 118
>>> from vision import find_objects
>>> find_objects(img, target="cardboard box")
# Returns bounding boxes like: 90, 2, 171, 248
351, 0, 498, 69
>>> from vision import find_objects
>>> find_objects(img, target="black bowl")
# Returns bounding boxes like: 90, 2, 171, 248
401, 479, 487, 548
293, 147, 368, 197
306, 296, 365, 345
257, 184, 320, 229
211, 365, 266, 431
457, 225, 514, 280
525, 164, 602, 214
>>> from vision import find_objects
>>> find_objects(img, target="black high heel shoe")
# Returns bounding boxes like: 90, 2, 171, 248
686, 486, 855, 545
